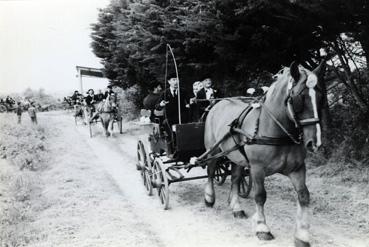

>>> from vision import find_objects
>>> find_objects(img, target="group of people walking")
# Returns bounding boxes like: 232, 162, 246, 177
14, 101, 38, 125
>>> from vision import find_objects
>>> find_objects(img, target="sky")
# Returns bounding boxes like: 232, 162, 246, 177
0, 0, 111, 95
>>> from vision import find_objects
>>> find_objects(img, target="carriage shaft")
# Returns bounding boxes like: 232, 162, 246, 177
168, 175, 209, 184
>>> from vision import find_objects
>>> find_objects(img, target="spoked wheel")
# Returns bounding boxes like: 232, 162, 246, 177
136, 140, 146, 171
238, 168, 252, 198
143, 167, 153, 196
137, 141, 153, 196
0, 105, 7, 113
214, 159, 230, 185
152, 157, 169, 210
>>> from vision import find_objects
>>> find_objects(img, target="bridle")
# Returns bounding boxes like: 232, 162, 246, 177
100, 94, 116, 114
285, 71, 321, 129
255, 70, 322, 145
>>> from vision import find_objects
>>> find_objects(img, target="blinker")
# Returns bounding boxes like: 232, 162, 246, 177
306, 74, 317, 88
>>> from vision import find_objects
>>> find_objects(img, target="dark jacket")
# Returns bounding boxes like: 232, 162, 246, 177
104, 90, 114, 99
143, 93, 161, 111
156, 88, 190, 125
16, 105, 22, 115
95, 93, 104, 102
85, 95, 96, 106
189, 92, 200, 122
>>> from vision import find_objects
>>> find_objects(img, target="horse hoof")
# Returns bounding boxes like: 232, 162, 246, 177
233, 210, 248, 219
256, 232, 274, 241
204, 199, 215, 208
294, 239, 311, 247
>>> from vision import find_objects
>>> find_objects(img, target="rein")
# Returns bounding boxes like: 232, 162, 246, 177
98, 95, 116, 114
230, 101, 302, 146
259, 102, 302, 144
195, 66, 323, 166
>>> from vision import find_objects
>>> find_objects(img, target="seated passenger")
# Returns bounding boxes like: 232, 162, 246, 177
95, 89, 105, 102
104, 85, 114, 99
5, 96, 15, 106
71, 90, 82, 105
84, 89, 96, 123
189, 81, 203, 122
85, 89, 96, 105
143, 83, 163, 123
196, 78, 220, 119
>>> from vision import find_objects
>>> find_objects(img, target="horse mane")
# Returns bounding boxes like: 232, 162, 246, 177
265, 65, 312, 102
265, 67, 290, 101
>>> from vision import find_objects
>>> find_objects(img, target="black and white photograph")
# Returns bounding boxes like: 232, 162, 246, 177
0, 0, 368, 246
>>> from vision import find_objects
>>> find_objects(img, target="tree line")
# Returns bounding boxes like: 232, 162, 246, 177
91, 0, 369, 159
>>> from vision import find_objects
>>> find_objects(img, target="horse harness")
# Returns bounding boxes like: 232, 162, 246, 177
197, 98, 303, 165
214, 72, 322, 164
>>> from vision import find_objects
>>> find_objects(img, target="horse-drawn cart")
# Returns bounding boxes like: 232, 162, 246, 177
88, 97, 123, 138
136, 120, 252, 210
136, 43, 253, 209
135, 45, 326, 246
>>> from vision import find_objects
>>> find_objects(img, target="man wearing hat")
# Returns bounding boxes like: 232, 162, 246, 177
157, 77, 190, 127
156, 78, 190, 154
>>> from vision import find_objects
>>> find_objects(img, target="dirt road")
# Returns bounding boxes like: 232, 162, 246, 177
1, 111, 368, 247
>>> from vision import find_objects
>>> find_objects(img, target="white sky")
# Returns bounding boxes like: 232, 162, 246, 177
0, 0, 111, 95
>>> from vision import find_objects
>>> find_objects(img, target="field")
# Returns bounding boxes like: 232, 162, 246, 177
0, 111, 368, 247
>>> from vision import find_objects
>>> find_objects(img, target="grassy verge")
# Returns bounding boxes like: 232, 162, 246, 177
0, 114, 50, 246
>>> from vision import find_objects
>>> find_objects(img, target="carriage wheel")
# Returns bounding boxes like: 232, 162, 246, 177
136, 140, 147, 171
0, 105, 7, 113
238, 168, 252, 198
137, 141, 153, 195
143, 167, 153, 196
214, 160, 230, 185
152, 157, 169, 210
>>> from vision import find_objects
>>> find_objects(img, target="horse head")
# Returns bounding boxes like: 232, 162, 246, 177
285, 61, 326, 152
101, 94, 116, 112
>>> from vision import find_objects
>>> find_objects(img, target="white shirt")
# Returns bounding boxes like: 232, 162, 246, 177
170, 88, 177, 97
205, 88, 214, 99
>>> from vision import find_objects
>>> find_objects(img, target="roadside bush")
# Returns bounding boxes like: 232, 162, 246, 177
115, 85, 143, 121
0, 114, 47, 246
324, 102, 369, 162
0, 114, 48, 171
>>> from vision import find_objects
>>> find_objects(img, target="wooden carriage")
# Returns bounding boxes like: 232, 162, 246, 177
136, 44, 251, 209
136, 119, 251, 210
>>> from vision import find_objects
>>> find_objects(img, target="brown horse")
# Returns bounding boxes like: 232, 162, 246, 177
204, 62, 326, 247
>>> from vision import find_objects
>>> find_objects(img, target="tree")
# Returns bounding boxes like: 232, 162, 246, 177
91, 0, 369, 109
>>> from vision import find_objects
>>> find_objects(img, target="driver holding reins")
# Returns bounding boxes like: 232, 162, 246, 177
156, 77, 191, 153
